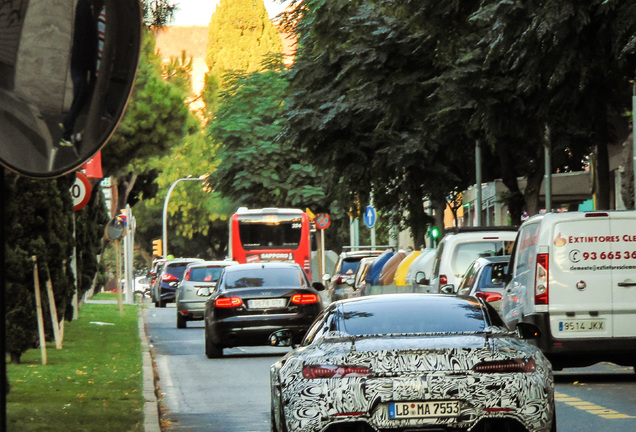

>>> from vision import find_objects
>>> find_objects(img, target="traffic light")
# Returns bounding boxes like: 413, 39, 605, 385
152, 239, 163, 257
429, 226, 441, 248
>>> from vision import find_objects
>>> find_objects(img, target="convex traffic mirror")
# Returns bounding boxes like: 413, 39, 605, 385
0, 0, 142, 178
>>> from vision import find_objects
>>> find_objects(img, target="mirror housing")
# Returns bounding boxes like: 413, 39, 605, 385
516, 322, 541, 340
415, 271, 429, 286
269, 329, 293, 347
440, 284, 455, 294
322, 274, 331, 283
312, 282, 326, 292
0, 0, 142, 177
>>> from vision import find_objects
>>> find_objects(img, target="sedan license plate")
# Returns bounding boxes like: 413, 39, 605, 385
558, 319, 605, 332
389, 401, 460, 419
248, 298, 287, 309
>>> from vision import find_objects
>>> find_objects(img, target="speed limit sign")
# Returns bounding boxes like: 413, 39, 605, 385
71, 172, 92, 211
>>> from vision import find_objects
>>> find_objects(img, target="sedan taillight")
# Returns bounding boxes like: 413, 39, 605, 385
162, 273, 179, 282
291, 293, 319, 304
302, 364, 372, 379
475, 292, 503, 302
215, 297, 243, 308
473, 358, 536, 373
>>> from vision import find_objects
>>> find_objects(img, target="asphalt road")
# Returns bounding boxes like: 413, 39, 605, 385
144, 304, 636, 432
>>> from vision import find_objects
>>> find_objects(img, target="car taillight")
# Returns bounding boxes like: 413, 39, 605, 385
302, 364, 372, 378
475, 292, 502, 302
440, 275, 448, 286
473, 358, 536, 373
291, 293, 319, 304
215, 297, 243, 308
535, 253, 548, 305
162, 274, 179, 282
183, 268, 191, 281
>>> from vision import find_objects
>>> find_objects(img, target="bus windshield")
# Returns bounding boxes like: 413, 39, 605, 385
238, 214, 303, 250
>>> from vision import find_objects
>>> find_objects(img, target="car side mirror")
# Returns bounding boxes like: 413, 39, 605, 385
415, 271, 429, 285
344, 276, 355, 287
196, 287, 212, 296
269, 329, 293, 347
440, 284, 455, 294
322, 274, 331, 283
312, 282, 326, 292
516, 322, 541, 339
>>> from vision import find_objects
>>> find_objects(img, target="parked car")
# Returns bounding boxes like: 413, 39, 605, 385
428, 227, 517, 293
407, 248, 436, 291
323, 249, 384, 303
175, 260, 238, 328
153, 258, 203, 308
269, 294, 555, 432
500, 210, 636, 371
133, 275, 151, 299
354, 256, 377, 296
203, 262, 325, 358
149, 258, 166, 303
456, 255, 510, 310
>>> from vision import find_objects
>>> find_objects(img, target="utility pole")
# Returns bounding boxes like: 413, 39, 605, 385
475, 140, 482, 226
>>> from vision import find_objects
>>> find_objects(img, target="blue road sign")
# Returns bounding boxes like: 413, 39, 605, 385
363, 206, 376, 228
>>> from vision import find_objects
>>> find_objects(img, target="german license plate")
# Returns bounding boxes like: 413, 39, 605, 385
247, 298, 287, 309
558, 319, 605, 332
389, 401, 460, 419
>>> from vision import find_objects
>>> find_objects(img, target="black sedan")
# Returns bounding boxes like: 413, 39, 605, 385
203, 262, 325, 358
270, 294, 555, 432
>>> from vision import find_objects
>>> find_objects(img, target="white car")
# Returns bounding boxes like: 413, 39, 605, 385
270, 294, 555, 432
429, 227, 517, 293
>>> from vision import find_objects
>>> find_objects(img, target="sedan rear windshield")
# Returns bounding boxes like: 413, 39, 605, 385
337, 298, 486, 336
166, 264, 189, 279
189, 267, 225, 282
224, 268, 305, 289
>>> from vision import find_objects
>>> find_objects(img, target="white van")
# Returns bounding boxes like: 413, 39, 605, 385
500, 211, 636, 371
428, 227, 517, 293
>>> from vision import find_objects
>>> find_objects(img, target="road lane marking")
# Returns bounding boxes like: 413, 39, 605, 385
555, 392, 636, 419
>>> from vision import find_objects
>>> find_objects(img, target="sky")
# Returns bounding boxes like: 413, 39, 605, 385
170, 0, 290, 25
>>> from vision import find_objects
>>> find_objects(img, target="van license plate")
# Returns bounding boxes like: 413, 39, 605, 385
389, 401, 459, 419
559, 319, 605, 332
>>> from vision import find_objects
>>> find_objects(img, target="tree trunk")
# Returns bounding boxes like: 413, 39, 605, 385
495, 140, 524, 225
524, 145, 545, 216
594, 142, 611, 210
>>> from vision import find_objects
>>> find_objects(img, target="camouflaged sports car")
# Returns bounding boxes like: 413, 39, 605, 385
269, 294, 555, 432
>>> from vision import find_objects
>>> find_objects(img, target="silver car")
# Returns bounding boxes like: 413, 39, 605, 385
175, 260, 237, 328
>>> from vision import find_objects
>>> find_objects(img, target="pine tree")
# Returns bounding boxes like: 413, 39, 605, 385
203, 0, 283, 115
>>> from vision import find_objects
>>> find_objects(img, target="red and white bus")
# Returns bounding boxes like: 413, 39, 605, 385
228, 208, 313, 278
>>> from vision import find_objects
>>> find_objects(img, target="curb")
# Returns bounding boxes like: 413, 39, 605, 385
139, 307, 162, 432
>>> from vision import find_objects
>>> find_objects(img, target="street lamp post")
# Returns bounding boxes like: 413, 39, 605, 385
162, 176, 206, 257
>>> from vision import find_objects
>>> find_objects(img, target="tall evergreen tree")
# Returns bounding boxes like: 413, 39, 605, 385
203, 0, 283, 115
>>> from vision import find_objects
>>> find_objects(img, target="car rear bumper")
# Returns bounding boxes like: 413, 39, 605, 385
210, 314, 315, 347
523, 313, 636, 368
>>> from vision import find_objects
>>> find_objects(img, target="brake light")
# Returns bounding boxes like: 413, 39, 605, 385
473, 358, 536, 373
475, 292, 503, 302
183, 268, 191, 281
585, 212, 609, 217
440, 275, 448, 286
535, 253, 549, 305
215, 297, 243, 308
162, 274, 179, 282
302, 364, 372, 378
291, 293, 319, 304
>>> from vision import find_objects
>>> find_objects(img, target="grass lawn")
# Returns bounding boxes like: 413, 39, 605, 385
6, 293, 145, 431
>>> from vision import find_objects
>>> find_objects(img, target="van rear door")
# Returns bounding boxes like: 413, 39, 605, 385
549, 214, 612, 340
609, 213, 636, 337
